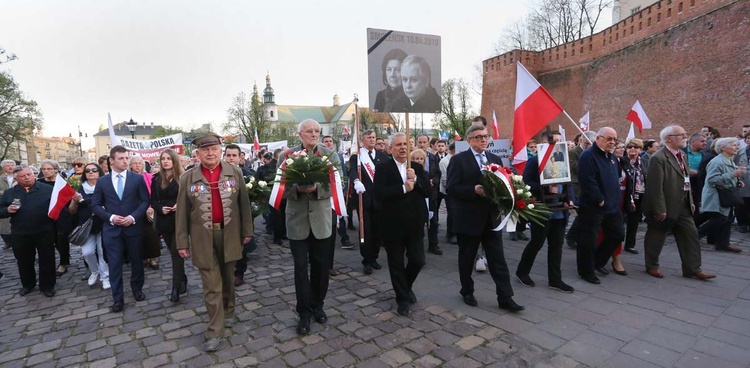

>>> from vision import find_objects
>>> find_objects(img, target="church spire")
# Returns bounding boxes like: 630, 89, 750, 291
263, 71, 275, 104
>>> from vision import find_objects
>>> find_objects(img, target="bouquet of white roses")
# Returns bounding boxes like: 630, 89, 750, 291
244, 175, 271, 216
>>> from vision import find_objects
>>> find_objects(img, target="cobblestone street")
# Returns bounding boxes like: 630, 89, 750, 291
1, 212, 749, 367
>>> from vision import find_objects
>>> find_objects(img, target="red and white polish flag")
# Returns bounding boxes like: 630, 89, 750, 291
48, 174, 76, 220
454, 130, 461, 141
579, 111, 590, 132
492, 110, 500, 140
512, 62, 564, 172
627, 100, 652, 133
253, 128, 261, 151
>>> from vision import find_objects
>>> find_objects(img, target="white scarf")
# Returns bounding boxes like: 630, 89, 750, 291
82, 181, 96, 194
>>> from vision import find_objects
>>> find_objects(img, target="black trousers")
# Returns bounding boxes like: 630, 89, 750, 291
384, 238, 425, 306
290, 231, 333, 317
625, 197, 643, 249
567, 214, 582, 242
1, 234, 12, 247
516, 217, 565, 284
427, 197, 439, 247
234, 237, 257, 277
272, 200, 287, 241
457, 223, 514, 299
733, 198, 750, 227
162, 232, 186, 288
12, 233, 56, 292
443, 194, 455, 238
337, 216, 349, 243
54, 226, 70, 266
698, 211, 732, 248
360, 209, 381, 265
576, 208, 625, 277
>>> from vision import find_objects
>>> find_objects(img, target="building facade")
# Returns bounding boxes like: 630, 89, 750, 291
92, 121, 164, 158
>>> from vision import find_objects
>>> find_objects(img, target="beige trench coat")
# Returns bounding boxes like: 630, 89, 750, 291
175, 162, 254, 270
0, 173, 16, 235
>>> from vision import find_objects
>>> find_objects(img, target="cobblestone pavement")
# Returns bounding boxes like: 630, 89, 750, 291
1, 211, 749, 367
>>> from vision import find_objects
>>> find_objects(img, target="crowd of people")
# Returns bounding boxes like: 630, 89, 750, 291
0, 118, 745, 352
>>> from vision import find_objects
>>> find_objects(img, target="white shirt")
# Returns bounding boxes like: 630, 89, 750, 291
5, 175, 13, 187
395, 159, 410, 193
108, 169, 136, 226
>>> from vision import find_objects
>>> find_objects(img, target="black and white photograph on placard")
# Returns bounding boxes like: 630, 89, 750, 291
367, 28, 441, 113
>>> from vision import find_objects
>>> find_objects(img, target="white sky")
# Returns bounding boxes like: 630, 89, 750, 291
1, 0, 536, 149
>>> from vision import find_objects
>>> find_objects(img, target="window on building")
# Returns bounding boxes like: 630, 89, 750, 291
270, 111, 274, 118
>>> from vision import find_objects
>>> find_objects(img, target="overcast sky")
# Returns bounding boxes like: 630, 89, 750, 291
1, 0, 537, 149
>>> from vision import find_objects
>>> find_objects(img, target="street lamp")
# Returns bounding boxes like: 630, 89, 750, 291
127, 118, 137, 139
77, 125, 87, 157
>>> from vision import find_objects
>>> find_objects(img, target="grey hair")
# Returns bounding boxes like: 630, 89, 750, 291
714, 137, 739, 154
689, 133, 706, 143
297, 119, 320, 133
12, 164, 30, 173
1, 159, 16, 167
40, 159, 60, 170
389, 132, 407, 146
128, 155, 144, 165
466, 124, 486, 137
659, 125, 680, 142
361, 129, 375, 139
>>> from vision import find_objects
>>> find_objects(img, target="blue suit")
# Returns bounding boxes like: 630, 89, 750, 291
92, 171, 150, 303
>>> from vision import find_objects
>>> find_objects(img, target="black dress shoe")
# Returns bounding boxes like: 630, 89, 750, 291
111, 302, 124, 313
623, 247, 639, 254
498, 298, 525, 312
19, 287, 33, 296
363, 265, 373, 275
133, 290, 146, 302
428, 246, 443, 255
42, 290, 56, 297
462, 294, 478, 306
611, 262, 628, 276
595, 267, 610, 275
296, 316, 311, 334
179, 279, 187, 295
581, 274, 601, 284
408, 291, 417, 304
371, 261, 382, 270
170, 287, 180, 303
397, 304, 410, 316
312, 309, 327, 323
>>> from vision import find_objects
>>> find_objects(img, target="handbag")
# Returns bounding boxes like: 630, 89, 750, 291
69, 216, 94, 246
716, 186, 743, 207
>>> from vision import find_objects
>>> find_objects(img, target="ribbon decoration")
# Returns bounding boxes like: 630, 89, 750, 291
490, 166, 516, 232
268, 161, 347, 217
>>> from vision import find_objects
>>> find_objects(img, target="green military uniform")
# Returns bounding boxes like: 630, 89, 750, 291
175, 134, 254, 342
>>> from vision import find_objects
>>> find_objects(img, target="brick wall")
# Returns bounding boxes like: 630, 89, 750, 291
482, 0, 750, 141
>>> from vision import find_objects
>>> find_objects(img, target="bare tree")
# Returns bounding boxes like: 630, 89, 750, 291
435, 79, 475, 139
0, 47, 17, 65
495, 0, 612, 53
222, 92, 273, 143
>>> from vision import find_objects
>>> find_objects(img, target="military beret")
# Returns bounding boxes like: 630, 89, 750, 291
193, 133, 223, 148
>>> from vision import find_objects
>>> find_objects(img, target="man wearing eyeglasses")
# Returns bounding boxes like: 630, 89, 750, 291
575, 127, 625, 285
446, 124, 524, 312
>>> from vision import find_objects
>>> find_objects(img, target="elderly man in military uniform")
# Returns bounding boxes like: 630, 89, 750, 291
282, 119, 342, 335
176, 133, 254, 352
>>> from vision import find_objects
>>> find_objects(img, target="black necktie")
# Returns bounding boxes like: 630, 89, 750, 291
369, 150, 375, 162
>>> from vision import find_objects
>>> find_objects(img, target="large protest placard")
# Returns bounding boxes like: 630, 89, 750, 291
455, 139, 511, 167
107, 114, 183, 160
367, 28, 441, 114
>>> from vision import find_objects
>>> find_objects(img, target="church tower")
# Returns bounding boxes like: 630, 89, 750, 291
252, 81, 261, 105
263, 71, 278, 122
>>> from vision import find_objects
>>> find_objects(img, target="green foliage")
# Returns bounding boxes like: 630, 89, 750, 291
268, 121, 299, 146
0, 71, 43, 161
222, 92, 273, 143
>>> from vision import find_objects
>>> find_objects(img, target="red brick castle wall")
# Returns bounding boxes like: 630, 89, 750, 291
481, 0, 749, 140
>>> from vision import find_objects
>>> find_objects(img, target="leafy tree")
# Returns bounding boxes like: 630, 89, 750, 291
221, 92, 273, 143
434, 78, 475, 140
149, 125, 183, 139
268, 122, 298, 146
0, 71, 43, 161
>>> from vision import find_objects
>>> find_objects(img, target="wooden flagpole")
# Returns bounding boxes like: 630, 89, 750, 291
354, 97, 365, 245
405, 113, 411, 169
562, 110, 593, 144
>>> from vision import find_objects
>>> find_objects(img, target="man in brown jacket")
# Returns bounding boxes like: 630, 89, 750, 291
176, 133, 254, 352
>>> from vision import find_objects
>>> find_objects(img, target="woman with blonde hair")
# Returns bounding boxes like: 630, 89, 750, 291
129, 155, 162, 269
151, 149, 186, 302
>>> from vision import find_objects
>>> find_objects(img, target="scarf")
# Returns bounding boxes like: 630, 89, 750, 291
82, 181, 96, 195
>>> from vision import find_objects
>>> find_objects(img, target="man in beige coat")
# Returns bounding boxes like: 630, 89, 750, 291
0, 159, 16, 251
282, 119, 341, 335
176, 133, 254, 352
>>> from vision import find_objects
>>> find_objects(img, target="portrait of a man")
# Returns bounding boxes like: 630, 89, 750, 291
540, 142, 571, 184
391, 55, 441, 113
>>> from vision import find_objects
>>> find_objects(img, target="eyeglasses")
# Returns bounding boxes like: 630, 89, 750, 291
598, 136, 618, 142
84, 168, 99, 173
626, 145, 641, 149
73, 163, 85, 167
468, 134, 490, 140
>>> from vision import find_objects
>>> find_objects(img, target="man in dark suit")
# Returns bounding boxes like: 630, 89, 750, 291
350, 129, 389, 274
374, 133, 431, 316
575, 127, 625, 284
446, 125, 524, 312
417, 134, 442, 255
565, 131, 595, 249
642, 125, 715, 280
391, 55, 441, 113
92, 145, 150, 312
